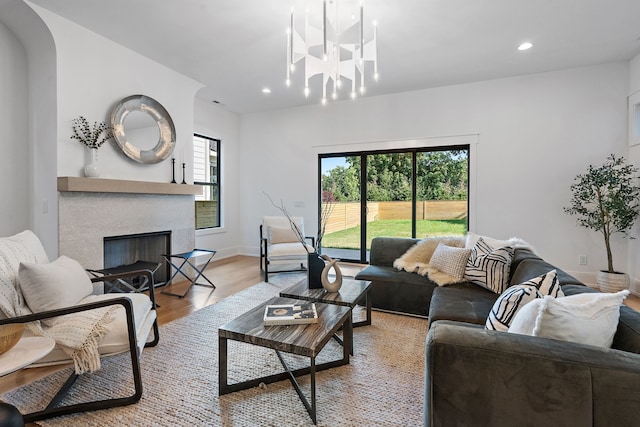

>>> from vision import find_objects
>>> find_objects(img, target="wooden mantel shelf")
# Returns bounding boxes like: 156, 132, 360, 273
57, 177, 202, 196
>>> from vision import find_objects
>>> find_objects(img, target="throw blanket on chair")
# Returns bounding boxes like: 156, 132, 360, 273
0, 241, 115, 374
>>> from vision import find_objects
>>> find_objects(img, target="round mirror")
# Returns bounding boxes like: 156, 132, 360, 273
111, 95, 175, 164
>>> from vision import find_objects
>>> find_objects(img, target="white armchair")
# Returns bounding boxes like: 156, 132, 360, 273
259, 216, 315, 282
0, 230, 158, 422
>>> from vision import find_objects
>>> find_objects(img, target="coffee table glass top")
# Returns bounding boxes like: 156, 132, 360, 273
280, 278, 372, 307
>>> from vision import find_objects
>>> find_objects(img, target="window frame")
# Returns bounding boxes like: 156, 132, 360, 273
193, 133, 221, 230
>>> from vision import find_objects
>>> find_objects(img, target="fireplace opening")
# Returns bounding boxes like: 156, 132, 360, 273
103, 231, 171, 288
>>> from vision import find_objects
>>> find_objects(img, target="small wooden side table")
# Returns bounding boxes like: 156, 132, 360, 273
161, 249, 216, 298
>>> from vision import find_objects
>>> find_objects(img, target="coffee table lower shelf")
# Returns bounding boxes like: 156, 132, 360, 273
218, 297, 352, 425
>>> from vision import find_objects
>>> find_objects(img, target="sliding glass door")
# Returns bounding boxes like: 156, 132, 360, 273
320, 146, 469, 263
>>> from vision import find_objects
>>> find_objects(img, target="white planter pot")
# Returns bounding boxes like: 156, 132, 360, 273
596, 270, 630, 293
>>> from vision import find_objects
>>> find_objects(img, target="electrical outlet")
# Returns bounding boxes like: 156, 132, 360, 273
294, 200, 305, 208
579, 255, 587, 265
42, 199, 48, 214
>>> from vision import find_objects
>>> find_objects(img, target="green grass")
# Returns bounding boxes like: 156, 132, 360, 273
322, 219, 467, 250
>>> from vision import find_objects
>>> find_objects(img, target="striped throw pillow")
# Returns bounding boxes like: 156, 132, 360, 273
464, 237, 515, 293
486, 270, 564, 331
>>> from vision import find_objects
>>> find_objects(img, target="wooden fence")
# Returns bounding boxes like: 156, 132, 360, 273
324, 200, 467, 234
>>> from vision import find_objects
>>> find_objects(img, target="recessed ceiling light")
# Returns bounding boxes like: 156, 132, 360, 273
262, 88, 272, 94
518, 42, 533, 51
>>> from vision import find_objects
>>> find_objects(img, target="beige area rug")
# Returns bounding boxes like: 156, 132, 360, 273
4, 273, 429, 426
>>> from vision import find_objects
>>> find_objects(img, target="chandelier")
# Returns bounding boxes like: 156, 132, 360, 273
286, 0, 378, 104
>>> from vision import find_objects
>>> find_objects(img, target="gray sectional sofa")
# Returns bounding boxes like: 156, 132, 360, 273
354, 236, 640, 427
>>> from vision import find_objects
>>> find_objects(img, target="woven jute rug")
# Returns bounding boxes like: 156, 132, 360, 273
3, 274, 429, 426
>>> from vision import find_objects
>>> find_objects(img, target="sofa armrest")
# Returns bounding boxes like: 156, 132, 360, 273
425, 321, 640, 427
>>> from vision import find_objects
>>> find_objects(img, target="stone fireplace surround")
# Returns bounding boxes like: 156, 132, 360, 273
57, 177, 201, 271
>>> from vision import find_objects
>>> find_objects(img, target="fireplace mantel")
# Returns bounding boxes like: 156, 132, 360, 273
57, 177, 202, 196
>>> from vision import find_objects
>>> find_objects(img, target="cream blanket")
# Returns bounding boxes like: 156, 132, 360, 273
0, 246, 114, 374
393, 237, 466, 286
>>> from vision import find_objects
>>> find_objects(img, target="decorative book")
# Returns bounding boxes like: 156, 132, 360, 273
263, 303, 318, 326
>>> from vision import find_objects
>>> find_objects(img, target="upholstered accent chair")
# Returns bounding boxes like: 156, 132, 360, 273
259, 216, 314, 282
0, 230, 159, 422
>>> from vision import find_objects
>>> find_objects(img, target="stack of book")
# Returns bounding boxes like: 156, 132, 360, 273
263, 303, 318, 326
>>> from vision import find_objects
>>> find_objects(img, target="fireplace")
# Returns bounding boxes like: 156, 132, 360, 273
104, 231, 171, 286
57, 180, 198, 275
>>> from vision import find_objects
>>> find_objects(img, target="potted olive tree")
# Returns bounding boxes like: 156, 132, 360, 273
564, 154, 640, 291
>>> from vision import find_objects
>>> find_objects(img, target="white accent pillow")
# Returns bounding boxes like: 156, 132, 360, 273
429, 243, 472, 280
508, 290, 629, 348
268, 226, 301, 244
19, 255, 93, 313
486, 270, 564, 332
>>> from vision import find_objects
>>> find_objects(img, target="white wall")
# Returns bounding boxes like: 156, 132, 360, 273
239, 63, 630, 283
193, 97, 242, 260
627, 53, 640, 295
29, 5, 204, 186
0, 20, 29, 235
0, 0, 57, 256
25, 4, 204, 258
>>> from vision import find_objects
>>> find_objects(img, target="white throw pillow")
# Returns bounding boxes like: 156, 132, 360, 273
19, 255, 93, 313
508, 290, 629, 348
429, 243, 472, 280
268, 226, 301, 244
464, 237, 514, 293
465, 232, 512, 250
486, 270, 564, 332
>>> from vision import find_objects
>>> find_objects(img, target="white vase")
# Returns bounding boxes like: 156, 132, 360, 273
84, 148, 100, 178
320, 254, 343, 293
596, 270, 630, 293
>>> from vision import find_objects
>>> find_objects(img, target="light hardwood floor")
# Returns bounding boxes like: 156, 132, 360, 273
3, 254, 640, 425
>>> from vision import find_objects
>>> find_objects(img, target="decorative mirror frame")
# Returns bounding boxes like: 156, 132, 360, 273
111, 94, 176, 164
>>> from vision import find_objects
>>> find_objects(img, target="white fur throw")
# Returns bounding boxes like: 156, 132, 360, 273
393, 237, 467, 285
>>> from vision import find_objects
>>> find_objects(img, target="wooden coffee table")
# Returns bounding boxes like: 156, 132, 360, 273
280, 277, 372, 327
218, 296, 352, 425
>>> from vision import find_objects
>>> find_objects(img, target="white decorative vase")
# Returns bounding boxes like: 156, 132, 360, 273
84, 148, 100, 178
596, 270, 630, 293
320, 254, 343, 293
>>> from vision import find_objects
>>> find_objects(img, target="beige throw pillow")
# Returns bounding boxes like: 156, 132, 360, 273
268, 226, 301, 244
429, 243, 472, 280
19, 255, 93, 313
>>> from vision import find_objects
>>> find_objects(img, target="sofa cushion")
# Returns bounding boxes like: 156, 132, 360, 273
464, 238, 514, 293
19, 255, 93, 313
429, 243, 472, 280
356, 264, 432, 287
30, 292, 156, 366
511, 259, 582, 287
369, 237, 420, 267
509, 290, 629, 348
486, 270, 564, 332
429, 284, 498, 326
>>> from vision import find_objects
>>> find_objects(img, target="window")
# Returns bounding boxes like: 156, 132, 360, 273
319, 146, 469, 263
193, 134, 220, 229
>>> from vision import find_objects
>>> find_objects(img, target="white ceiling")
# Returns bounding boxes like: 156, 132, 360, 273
29, 0, 640, 114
